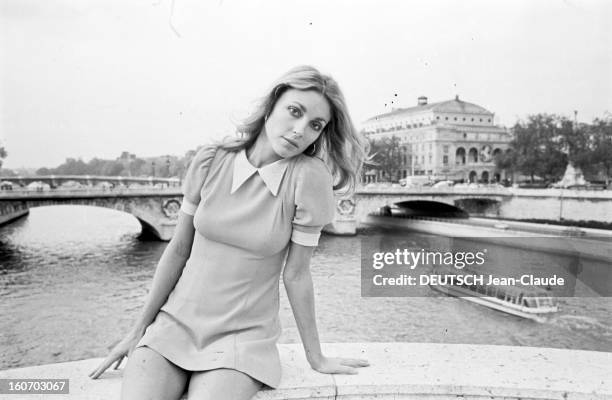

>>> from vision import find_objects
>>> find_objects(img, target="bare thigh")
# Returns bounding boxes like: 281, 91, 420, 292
186, 368, 262, 400
121, 346, 190, 400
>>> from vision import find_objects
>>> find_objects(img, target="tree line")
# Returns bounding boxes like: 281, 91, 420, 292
496, 114, 612, 183
0, 150, 200, 179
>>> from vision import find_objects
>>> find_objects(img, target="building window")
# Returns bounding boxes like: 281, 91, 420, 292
445, 117, 448, 120
443, 155, 449, 165
479, 118, 483, 122
443, 145, 449, 153
488, 119, 491, 122
463, 117, 466, 121
454, 117, 457, 121
471, 118, 474, 122
436, 116, 440, 120
428, 155, 432, 164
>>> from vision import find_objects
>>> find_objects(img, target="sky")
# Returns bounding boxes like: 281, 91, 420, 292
1, 0, 611, 169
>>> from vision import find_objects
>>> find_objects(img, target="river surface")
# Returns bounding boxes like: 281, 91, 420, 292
1, 206, 611, 371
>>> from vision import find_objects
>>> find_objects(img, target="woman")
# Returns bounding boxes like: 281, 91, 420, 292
89, 65, 369, 400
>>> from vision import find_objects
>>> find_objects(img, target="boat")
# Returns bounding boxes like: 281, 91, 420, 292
428, 268, 558, 322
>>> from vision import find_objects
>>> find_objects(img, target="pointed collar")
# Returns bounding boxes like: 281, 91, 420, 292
231, 149, 290, 196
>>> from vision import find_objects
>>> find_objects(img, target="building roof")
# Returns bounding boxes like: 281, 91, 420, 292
364, 96, 493, 123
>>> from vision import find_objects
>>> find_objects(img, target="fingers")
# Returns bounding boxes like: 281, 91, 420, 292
339, 358, 370, 368
88, 356, 118, 379
331, 365, 358, 375
113, 356, 124, 370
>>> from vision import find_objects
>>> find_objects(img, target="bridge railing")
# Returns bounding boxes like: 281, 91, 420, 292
356, 185, 512, 195
356, 185, 612, 198
0, 186, 182, 198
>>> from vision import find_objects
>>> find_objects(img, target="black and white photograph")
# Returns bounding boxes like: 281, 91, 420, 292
1, 0, 611, 399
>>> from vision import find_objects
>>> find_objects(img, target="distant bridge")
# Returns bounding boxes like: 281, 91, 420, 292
0, 175, 181, 189
0, 176, 183, 240
352, 186, 612, 224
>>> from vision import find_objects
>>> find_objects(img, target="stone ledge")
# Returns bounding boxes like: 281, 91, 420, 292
0, 343, 610, 399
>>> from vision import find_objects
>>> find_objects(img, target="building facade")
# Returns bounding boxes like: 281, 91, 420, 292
362, 96, 511, 183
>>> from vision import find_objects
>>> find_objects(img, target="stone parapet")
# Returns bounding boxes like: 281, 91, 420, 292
1, 343, 610, 399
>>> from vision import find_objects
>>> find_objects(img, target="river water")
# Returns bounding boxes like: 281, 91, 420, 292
1, 206, 611, 371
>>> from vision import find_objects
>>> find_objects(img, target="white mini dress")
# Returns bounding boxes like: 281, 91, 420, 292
136, 146, 335, 388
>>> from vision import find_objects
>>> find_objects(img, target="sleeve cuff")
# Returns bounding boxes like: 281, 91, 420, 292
291, 229, 321, 246
180, 197, 198, 216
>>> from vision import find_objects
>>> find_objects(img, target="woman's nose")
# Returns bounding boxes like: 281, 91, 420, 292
292, 120, 308, 136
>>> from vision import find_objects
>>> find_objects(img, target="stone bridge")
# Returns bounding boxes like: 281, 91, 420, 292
3, 184, 612, 241
0, 187, 183, 240
325, 186, 612, 235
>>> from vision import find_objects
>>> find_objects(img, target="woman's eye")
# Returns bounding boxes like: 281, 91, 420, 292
311, 122, 322, 131
288, 106, 301, 117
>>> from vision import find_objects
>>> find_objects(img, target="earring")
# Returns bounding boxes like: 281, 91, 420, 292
307, 142, 317, 155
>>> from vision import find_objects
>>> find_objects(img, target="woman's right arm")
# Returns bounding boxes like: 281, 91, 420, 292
130, 210, 195, 334
88, 209, 195, 379
89, 145, 216, 379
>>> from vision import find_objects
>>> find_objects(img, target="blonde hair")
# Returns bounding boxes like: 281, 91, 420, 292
219, 65, 367, 193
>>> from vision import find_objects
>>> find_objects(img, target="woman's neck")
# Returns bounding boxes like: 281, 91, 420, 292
246, 132, 282, 168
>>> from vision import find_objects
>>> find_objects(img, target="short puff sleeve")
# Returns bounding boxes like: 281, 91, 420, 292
291, 158, 335, 246
180, 145, 217, 215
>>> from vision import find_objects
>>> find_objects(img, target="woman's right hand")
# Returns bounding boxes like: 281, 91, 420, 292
88, 328, 144, 379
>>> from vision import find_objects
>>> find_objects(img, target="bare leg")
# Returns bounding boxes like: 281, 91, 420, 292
121, 346, 190, 400
186, 368, 262, 400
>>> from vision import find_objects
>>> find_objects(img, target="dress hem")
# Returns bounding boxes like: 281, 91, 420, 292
134, 342, 280, 389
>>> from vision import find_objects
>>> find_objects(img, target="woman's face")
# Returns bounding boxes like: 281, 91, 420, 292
264, 88, 331, 159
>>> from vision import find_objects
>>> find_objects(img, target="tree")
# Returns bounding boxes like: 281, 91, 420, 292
368, 135, 403, 182
507, 114, 570, 182
0, 146, 7, 169
588, 118, 612, 184
36, 167, 52, 175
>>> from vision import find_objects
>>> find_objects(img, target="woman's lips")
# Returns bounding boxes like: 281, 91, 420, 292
283, 137, 299, 148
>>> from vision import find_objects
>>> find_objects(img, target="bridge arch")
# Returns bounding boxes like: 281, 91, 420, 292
392, 200, 469, 218
0, 194, 182, 241
454, 197, 500, 216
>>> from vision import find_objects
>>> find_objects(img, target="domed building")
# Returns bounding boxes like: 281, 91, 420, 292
362, 96, 512, 183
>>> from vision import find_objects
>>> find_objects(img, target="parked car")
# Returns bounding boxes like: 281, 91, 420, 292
432, 180, 454, 188
1, 181, 13, 190
59, 180, 82, 189
27, 181, 51, 191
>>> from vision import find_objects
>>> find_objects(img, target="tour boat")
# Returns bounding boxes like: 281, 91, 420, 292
429, 268, 558, 322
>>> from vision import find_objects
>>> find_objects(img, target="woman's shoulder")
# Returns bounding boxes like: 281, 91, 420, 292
289, 155, 334, 194
190, 144, 218, 166
292, 155, 333, 181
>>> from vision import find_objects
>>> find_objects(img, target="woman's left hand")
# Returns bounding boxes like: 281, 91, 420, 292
310, 356, 370, 375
